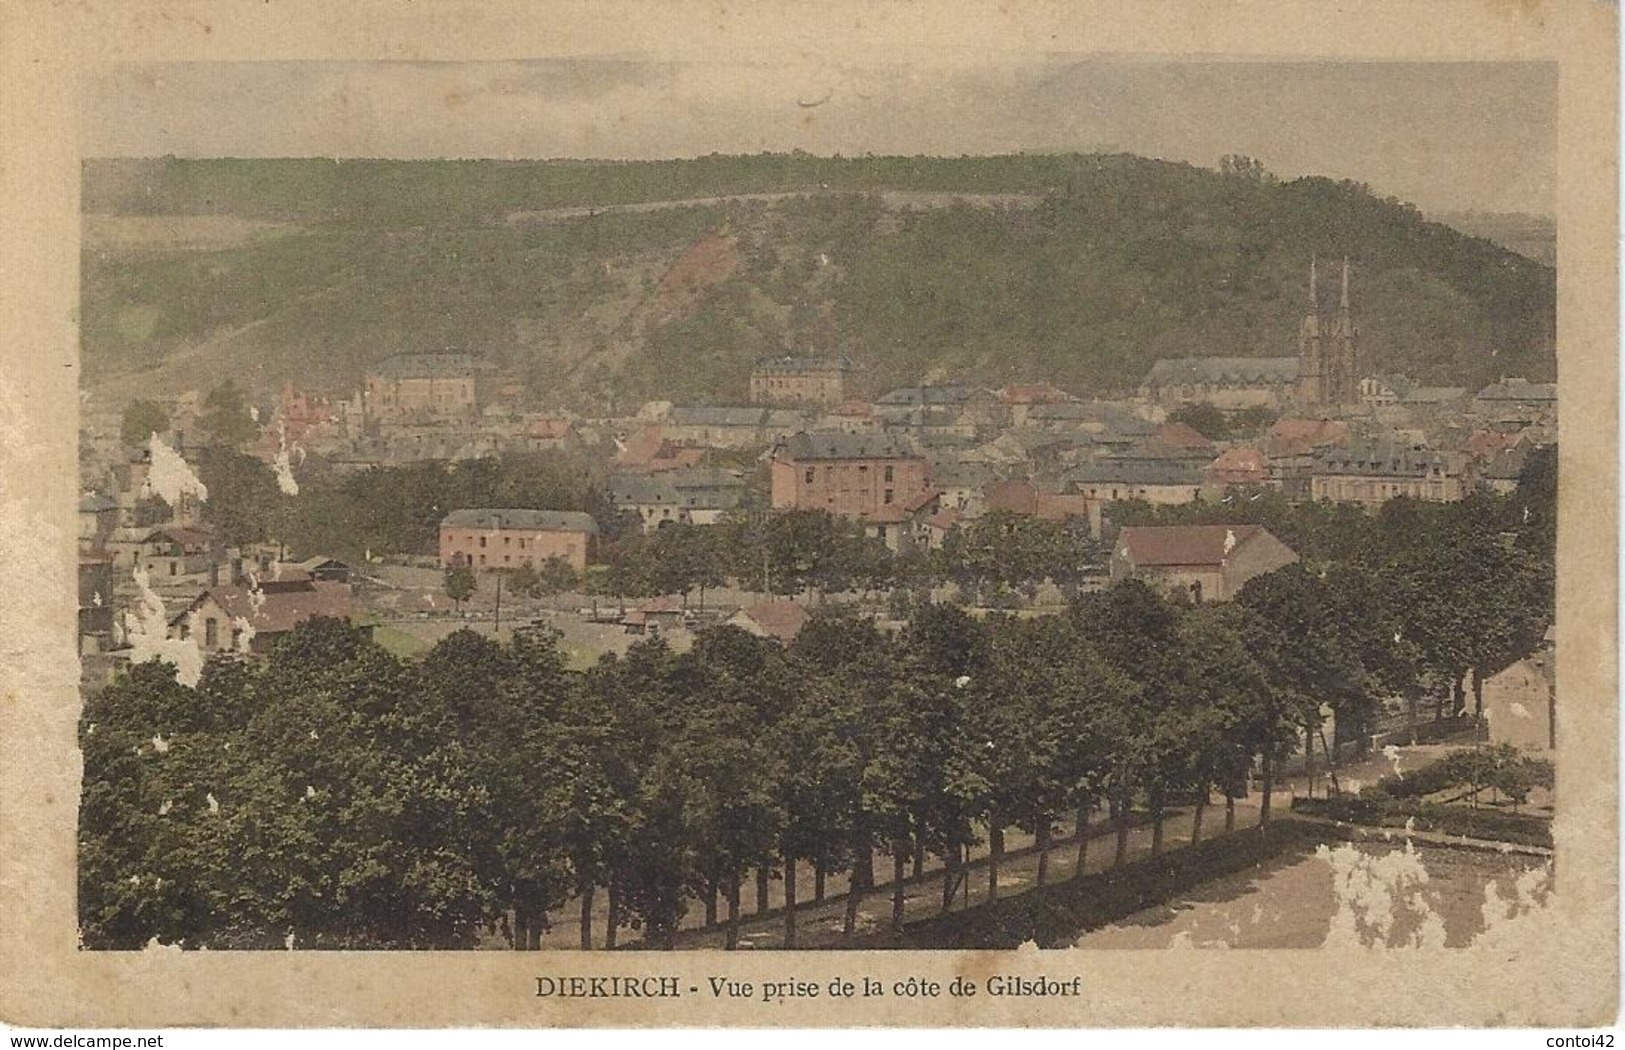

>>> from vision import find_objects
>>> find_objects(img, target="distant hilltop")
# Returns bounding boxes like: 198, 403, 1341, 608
81, 154, 1554, 410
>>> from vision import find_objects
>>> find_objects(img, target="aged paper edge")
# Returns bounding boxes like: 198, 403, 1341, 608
0, 0, 1616, 1029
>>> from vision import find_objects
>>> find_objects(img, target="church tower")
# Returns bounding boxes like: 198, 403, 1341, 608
1327, 256, 1359, 406
1295, 256, 1358, 410
1296, 257, 1326, 407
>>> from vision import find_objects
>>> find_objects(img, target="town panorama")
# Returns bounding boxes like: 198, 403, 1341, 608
76, 152, 1557, 951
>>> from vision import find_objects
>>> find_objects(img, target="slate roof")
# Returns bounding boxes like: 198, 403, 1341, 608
874, 386, 977, 406
1476, 378, 1557, 403
1313, 440, 1465, 478
777, 431, 919, 461
752, 356, 852, 375
1144, 357, 1299, 386
1403, 386, 1469, 405
1068, 459, 1206, 486
668, 406, 771, 428
440, 509, 599, 534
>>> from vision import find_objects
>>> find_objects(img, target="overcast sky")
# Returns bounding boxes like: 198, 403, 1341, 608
84, 57, 1556, 217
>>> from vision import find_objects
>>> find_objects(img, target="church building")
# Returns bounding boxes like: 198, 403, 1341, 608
1296, 256, 1360, 411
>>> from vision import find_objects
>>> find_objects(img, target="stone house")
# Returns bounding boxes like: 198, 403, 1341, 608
363, 353, 492, 424
170, 571, 360, 656
1310, 440, 1468, 505
750, 356, 853, 407
769, 431, 931, 523
439, 508, 599, 576
1110, 524, 1298, 603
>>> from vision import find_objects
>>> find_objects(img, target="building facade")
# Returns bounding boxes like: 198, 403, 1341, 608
438, 508, 599, 575
363, 353, 490, 424
1140, 357, 1300, 412
1310, 441, 1468, 505
1110, 524, 1298, 603
769, 431, 930, 521
749, 357, 853, 407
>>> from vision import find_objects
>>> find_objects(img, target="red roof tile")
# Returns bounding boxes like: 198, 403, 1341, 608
1117, 524, 1275, 567
733, 601, 809, 642
183, 581, 355, 635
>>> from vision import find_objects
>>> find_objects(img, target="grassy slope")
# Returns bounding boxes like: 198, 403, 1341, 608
81, 155, 1556, 408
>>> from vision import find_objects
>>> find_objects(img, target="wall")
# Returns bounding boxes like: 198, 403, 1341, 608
439, 526, 590, 575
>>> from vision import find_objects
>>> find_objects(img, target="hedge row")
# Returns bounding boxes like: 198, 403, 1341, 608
1367, 747, 1554, 800
1290, 796, 1552, 848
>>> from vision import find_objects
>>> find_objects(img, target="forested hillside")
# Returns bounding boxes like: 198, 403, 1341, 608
82, 154, 1555, 408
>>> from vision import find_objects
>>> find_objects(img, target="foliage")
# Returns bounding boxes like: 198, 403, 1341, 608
131, 495, 173, 528
444, 566, 476, 609
1289, 797, 1551, 848
79, 443, 1558, 949
199, 382, 259, 449
1167, 401, 1231, 440
84, 154, 1554, 402
1367, 745, 1552, 805
120, 399, 170, 448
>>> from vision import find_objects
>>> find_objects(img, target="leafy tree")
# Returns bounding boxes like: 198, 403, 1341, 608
444, 565, 476, 611
132, 494, 173, 527
1168, 401, 1230, 440
507, 563, 542, 598
121, 399, 170, 449
199, 381, 259, 449
536, 555, 581, 596
196, 447, 282, 547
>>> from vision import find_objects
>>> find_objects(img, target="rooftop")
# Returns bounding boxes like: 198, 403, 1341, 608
777, 431, 920, 461
1145, 357, 1300, 386
1477, 378, 1557, 403
176, 580, 356, 636
440, 508, 600, 534
1117, 524, 1281, 567
752, 356, 853, 375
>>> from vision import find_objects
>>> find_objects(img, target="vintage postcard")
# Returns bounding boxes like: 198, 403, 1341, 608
0, 0, 1616, 1030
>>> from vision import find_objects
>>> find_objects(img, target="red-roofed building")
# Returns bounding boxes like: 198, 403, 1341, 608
726, 601, 810, 643
983, 480, 1103, 534
614, 426, 707, 473
864, 487, 943, 552
923, 507, 961, 550
1464, 428, 1523, 460
1265, 418, 1349, 458
524, 416, 578, 451
998, 383, 1074, 426
170, 578, 360, 656
621, 594, 686, 634
1207, 446, 1272, 487
1154, 421, 1217, 452
1110, 524, 1297, 603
